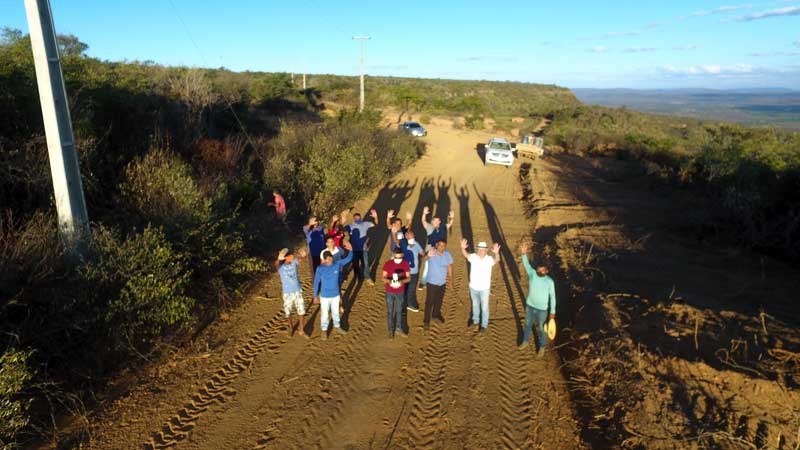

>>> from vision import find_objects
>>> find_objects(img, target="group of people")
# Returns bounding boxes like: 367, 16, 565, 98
273, 203, 557, 355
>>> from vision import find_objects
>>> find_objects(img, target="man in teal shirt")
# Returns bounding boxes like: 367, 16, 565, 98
518, 243, 556, 357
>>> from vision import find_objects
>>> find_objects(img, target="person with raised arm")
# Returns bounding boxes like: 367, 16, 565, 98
313, 241, 354, 339
344, 208, 379, 285
518, 243, 557, 357
419, 206, 454, 289
460, 239, 501, 333
275, 247, 309, 338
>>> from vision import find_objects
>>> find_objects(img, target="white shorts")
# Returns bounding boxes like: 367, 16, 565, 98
283, 291, 305, 316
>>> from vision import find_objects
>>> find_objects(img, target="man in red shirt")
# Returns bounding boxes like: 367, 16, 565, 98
268, 190, 287, 219
382, 247, 411, 339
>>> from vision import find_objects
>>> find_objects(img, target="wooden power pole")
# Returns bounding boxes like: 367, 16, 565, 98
24, 0, 90, 256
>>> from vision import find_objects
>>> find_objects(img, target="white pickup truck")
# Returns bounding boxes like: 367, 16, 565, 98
484, 137, 515, 168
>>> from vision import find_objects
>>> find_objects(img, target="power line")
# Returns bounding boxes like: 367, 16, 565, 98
166, 0, 257, 150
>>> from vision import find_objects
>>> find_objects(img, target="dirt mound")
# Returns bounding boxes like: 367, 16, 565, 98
522, 153, 800, 449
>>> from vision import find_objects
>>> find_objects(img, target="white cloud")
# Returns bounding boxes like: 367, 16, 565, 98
661, 64, 758, 75
689, 4, 753, 16
623, 47, 657, 53
729, 5, 800, 22
459, 56, 517, 62
748, 51, 800, 56
672, 45, 700, 50
587, 46, 609, 53
604, 31, 641, 38
795, 40, 800, 48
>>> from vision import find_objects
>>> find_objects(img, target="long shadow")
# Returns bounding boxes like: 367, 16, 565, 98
410, 178, 436, 240
474, 184, 525, 341
457, 185, 475, 326
434, 176, 453, 238
364, 179, 417, 281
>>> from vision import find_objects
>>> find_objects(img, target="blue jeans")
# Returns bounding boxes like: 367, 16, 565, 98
470, 288, 490, 329
386, 292, 404, 333
523, 306, 549, 348
405, 273, 420, 309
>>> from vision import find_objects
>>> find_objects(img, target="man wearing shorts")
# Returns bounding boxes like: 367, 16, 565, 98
275, 247, 309, 338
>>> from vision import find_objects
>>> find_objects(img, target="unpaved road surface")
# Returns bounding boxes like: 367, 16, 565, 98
87, 121, 588, 450
84, 118, 800, 450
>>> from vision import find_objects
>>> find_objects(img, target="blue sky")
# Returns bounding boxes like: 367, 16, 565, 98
4, 0, 800, 88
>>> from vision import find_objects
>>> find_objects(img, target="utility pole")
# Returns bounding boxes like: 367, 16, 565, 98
24, 0, 90, 257
352, 36, 370, 112
302, 73, 306, 90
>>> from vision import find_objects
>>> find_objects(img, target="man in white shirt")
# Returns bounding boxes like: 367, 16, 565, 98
460, 239, 501, 332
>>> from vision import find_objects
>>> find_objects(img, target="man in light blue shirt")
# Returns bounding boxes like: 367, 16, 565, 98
276, 247, 309, 339
424, 240, 453, 332
518, 243, 557, 357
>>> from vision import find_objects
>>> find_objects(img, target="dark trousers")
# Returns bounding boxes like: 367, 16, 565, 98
310, 252, 321, 273
351, 250, 369, 281
405, 273, 420, 309
386, 292, 404, 334
424, 283, 446, 328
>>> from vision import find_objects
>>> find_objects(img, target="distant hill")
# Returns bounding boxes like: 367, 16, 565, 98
572, 88, 800, 130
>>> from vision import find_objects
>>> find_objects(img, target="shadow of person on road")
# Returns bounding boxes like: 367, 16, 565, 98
474, 184, 525, 341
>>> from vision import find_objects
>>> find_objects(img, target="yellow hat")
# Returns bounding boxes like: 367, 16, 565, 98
544, 319, 557, 340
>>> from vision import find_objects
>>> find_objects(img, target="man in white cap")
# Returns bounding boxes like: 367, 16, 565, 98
460, 238, 501, 332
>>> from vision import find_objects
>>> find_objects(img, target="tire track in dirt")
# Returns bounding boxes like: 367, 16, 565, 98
394, 273, 460, 448
144, 308, 290, 449
467, 172, 536, 450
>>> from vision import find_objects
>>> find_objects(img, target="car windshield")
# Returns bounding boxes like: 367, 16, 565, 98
406, 122, 421, 128
489, 141, 511, 150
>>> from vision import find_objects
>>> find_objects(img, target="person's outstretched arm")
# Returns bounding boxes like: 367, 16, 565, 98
421, 206, 431, 228
491, 243, 501, 266
446, 210, 455, 230
520, 244, 534, 277
548, 279, 557, 318
460, 239, 471, 260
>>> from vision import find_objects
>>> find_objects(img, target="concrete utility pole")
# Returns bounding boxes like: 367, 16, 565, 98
352, 36, 370, 112
302, 73, 306, 90
24, 0, 90, 257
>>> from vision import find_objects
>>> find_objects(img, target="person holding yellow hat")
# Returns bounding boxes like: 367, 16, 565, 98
518, 243, 556, 357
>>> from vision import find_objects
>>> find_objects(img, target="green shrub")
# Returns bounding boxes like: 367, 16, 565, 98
419, 114, 431, 125
0, 349, 33, 449
121, 146, 211, 228
465, 114, 484, 130
84, 225, 194, 348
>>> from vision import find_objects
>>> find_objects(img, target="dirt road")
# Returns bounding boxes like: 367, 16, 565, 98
86, 120, 588, 450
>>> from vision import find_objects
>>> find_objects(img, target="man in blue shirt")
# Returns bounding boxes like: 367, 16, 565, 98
401, 230, 425, 313
313, 241, 353, 339
424, 240, 453, 332
275, 247, 309, 339
344, 209, 379, 284
303, 216, 326, 273
518, 243, 557, 357
419, 206, 454, 289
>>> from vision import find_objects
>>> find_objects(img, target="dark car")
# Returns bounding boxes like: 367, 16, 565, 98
398, 121, 427, 137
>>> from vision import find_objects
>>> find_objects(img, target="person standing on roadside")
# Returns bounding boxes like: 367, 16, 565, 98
423, 240, 453, 332
460, 239, 501, 333
402, 230, 425, 313
518, 243, 557, 357
313, 242, 354, 339
267, 190, 287, 220
303, 216, 326, 273
382, 247, 411, 338
344, 209, 379, 285
419, 207, 454, 289
275, 247, 309, 339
